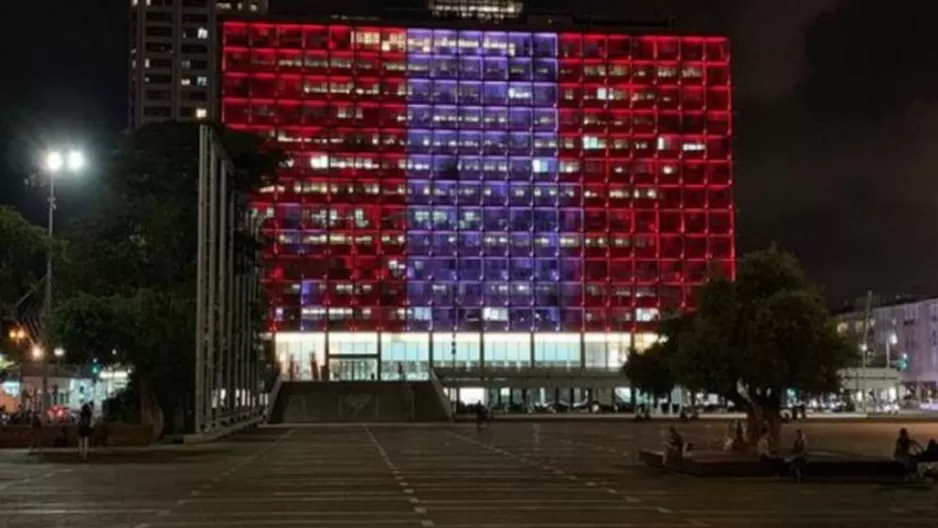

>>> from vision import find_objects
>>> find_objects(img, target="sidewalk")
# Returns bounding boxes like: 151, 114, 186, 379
481, 411, 938, 422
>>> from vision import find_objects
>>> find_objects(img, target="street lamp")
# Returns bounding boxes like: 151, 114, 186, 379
39, 147, 84, 411
32, 345, 43, 360
54, 347, 65, 358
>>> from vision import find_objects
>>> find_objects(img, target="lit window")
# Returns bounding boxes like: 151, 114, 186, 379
310, 155, 329, 169
181, 78, 191, 86
682, 141, 706, 152
195, 108, 207, 119
197, 27, 209, 40
636, 308, 659, 322
582, 136, 605, 150
196, 76, 208, 87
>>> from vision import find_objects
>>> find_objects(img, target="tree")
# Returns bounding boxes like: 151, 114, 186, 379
671, 247, 855, 449
51, 122, 282, 433
622, 344, 675, 402
0, 206, 51, 304
623, 313, 693, 405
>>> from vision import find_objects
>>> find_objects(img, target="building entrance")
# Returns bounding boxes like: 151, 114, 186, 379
328, 357, 379, 381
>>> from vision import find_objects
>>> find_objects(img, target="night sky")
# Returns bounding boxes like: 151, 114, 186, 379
2, 0, 937, 304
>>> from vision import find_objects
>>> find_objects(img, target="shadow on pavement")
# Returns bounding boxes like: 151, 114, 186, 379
10, 449, 225, 465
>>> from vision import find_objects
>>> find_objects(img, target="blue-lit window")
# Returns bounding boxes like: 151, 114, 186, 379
432, 105, 459, 128
458, 81, 482, 105
457, 30, 482, 55
509, 108, 532, 129
407, 30, 432, 53
532, 34, 558, 57
432, 80, 458, 103
533, 59, 558, 81
432, 29, 458, 54
458, 259, 483, 280
482, 82, 508, 105
407, 55, 431, 77
507, 33, 533, 57
458, 57, 482, 78
458, 183, 481, 204
508, 58, 533, 80
482, 32, 508, 56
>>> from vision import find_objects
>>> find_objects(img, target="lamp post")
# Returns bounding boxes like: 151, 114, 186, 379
39, 149, 84, 411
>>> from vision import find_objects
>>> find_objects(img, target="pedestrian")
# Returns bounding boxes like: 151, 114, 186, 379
788, 429, 808, 482
77, 403, 93, 460
28, 411, 43, 454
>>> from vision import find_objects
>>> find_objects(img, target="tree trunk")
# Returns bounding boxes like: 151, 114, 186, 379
138, 377, 164, 443
746, 405, 783, 453
745, 407, 763, 448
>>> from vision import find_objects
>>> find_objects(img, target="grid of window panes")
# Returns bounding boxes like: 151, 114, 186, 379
220, 21, 735, 336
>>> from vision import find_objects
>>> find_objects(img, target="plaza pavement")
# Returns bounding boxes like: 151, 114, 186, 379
1, 421, 938, 527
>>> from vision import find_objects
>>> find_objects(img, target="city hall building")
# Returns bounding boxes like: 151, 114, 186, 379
219, 8, 734, 401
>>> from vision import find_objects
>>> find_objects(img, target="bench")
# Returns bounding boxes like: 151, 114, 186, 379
639, 448, 907, 479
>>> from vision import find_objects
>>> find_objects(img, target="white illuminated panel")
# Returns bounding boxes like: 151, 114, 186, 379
428, 0, 523, 20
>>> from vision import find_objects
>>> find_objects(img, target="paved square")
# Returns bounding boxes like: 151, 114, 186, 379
2, 422, 938, 527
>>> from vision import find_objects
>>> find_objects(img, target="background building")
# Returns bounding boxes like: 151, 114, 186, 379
428, 0, 524, 20
129, 0, 268, 129
219, 16, 734, 385
837, 296, 938, 400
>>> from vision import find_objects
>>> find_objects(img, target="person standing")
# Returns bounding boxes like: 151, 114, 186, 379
788, 429, 808, 482
77, 403, 93, 460
28, 411, 43, 454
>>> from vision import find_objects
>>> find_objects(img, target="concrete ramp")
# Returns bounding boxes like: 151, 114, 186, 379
269, 381, 450, 423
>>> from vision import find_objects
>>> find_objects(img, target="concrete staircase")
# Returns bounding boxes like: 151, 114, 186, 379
269, 381, 450, 423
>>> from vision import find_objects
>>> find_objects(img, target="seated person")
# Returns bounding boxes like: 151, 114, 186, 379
916, 439, 938, 462
894, 428, 923, 474
757, 428, 784, 476
664, 427, 684, 464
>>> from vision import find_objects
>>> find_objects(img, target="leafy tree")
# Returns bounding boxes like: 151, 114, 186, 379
622, 344, 675, 401
672, 247, 855, 449
48, 293, 136, 366
51, 122, 282, 433
0, 206, 51, 304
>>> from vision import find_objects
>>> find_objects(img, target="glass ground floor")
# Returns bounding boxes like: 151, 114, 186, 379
274, 331, 658, 382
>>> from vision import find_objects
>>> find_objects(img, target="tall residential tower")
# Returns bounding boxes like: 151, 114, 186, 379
129, 0, 268, 128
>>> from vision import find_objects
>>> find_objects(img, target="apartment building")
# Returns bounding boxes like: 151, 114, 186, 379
128, 0, 268, 128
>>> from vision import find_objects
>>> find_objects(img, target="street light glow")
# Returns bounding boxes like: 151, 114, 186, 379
32, 345, 43, 360
54, 347, 65, 358
66, 150, 84, 171
44, 149, 84, 173
45, 151, 64, 172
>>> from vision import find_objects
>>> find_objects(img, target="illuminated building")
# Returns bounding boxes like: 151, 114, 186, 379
129, 0, 268, 128
428, 0, 524, 20
220, 19, 735, 384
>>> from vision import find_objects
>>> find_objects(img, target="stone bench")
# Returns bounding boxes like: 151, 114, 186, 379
640, 448, 906, 479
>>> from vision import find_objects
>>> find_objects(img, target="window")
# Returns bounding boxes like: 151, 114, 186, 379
582, 136, 605, 150
198, 27, 209, 39
310, 155, 329, 169
195, 108, 207, 119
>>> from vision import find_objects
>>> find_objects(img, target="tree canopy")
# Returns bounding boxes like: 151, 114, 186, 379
626, 247, 855, 444
0, 205, 50, 304
49, 122, 282, 429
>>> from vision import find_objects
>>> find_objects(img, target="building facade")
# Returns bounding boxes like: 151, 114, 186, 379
129, 0, 268, 129
427, 0, 524, 20
220, 19, 734, 383
837, 298, 938, 398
